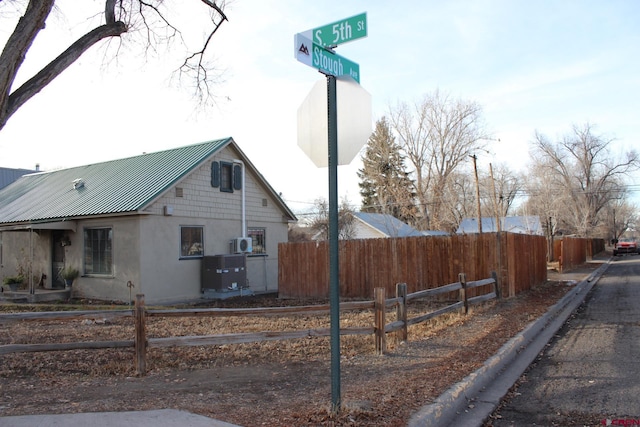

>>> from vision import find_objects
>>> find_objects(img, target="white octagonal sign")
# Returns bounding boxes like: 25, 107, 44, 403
297, 76, 372, 167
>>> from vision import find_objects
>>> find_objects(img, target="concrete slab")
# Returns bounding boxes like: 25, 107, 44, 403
0, 409, 240, 427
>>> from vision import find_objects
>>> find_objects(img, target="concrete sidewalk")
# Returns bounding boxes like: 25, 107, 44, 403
0, 408, 240, 427
408, 255, 612, 427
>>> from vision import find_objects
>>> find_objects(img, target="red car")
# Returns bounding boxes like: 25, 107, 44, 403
614, 238, 638, 256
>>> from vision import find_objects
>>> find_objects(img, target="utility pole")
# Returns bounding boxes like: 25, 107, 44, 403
489, 163, 501, 233
471, 154, 482, 233
489, 163, 502, 292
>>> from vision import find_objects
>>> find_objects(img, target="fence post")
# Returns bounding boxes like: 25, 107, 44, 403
374, 287, 386, 355
134, 294, 147, 376
491, 270, 501, 299
396, 283, 408, 343
459, 273, 468, 314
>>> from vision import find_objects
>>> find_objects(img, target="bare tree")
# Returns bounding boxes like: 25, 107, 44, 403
0, 0, 228, 131
288, 223, 313, 242
388, 89, 489, 231
440, 170, 476, 232
308, 197, 356, 240
480, 163, 524, 218
530, 123, 639, 237
603, 199, 638, 242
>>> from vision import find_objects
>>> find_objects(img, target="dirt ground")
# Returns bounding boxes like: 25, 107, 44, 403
0, 269, 593, 427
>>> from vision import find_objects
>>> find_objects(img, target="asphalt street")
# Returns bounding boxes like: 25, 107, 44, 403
486, 255, 640, 426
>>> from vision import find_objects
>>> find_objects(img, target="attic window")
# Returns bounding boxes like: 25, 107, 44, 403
211, 161, 242, 193
176, 187, 184, 198
72, 178, 85, 190
220, 162, 233, 192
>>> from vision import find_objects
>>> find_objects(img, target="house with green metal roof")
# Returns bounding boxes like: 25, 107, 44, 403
0, 138, 297, 303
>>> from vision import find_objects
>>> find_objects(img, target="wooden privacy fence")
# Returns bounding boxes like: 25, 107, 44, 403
0, 273, 498, 375
279, 232, 547, 299
553, 237, 606, 272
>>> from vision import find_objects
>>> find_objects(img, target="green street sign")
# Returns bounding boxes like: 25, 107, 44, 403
294, 33, 360, 83
307, 12, 367, 47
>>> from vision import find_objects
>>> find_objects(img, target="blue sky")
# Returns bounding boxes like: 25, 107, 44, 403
0, 0, 638, 213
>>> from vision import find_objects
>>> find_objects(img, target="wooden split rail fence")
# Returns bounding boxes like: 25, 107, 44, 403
1, 273, 499, 375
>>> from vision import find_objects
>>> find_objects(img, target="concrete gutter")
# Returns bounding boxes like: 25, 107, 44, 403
408, 260, 611, 427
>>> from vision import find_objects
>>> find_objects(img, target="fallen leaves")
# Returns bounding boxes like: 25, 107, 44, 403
0, 281, 574, 426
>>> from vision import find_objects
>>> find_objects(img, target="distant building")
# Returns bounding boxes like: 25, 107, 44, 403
456, 216, 543, 235
0, 166, 38, 190
351, 212, 424, 239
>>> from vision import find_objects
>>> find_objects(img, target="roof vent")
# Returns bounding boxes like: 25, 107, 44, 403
72, 178, 85, 190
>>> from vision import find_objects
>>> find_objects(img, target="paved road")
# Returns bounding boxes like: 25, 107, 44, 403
486, 255, 640, 426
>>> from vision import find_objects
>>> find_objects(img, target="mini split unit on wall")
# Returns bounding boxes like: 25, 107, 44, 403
232, 237, 252, 253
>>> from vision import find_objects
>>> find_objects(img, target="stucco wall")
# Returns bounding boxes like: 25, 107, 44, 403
137, 145, 290, 303
0, 230, 50, 289
68, 217, 142, 303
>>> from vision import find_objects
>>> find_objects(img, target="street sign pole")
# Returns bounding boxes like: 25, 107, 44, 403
294, 13, 368, 414
327, 74, 341, 413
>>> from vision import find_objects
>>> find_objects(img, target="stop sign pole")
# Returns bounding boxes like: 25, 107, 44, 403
295, 13, 368, 413
326, 74, 341, 413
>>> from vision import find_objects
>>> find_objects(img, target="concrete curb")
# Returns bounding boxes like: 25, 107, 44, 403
408, 260, 611, 427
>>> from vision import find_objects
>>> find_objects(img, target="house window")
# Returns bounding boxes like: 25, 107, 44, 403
220, 162, 233, 193
212, 161, 242, 193
181, 226, 204, 258
84, 227, 113, 275
248, 228, 266, 255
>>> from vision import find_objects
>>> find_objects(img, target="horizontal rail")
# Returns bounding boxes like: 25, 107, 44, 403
407, 301, 465, 327
385, 320, 405, 333
0, 340, 134, 355
148, 326, 374, 348
467, 278, 496, 289
468, 292, 497, 305
406, 281, 462, 302
146, 300, 374, 318
0, 309, 133, 324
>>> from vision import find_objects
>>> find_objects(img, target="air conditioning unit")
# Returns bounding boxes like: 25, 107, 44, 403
232, 237, 252, 253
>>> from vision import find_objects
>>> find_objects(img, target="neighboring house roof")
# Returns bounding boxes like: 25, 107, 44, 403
0, 167, 37, 190
353, 212, 423, 238
421, 230, 450, 236
456, 216, 543, 235
0, 138, 296, 226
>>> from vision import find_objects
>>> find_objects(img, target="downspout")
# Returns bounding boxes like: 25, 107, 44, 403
29, 228, 34, 295
233, 159, 246, 237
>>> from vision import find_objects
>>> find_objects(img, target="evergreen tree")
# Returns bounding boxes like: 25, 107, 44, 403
357, 117, 418, 225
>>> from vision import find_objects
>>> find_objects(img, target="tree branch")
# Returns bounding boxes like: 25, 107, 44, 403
0, 0, 55, 126
1, 21, 127, 130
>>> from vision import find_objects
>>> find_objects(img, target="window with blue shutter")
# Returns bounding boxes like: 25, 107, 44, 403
211, 162, 220, 187
233, 164, 242, 190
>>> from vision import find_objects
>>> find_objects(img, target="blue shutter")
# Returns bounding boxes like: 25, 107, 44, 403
211, 161, 220, 187
233, 164, 242, 190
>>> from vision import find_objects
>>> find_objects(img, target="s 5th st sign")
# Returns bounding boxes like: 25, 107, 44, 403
306, 12, 367, 47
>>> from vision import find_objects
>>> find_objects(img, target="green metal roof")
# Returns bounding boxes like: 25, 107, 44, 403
0, 139, 232, 224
